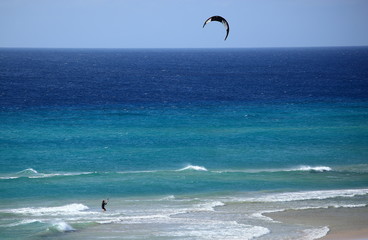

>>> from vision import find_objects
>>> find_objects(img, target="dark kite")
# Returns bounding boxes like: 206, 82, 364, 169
203, 16, 230, 40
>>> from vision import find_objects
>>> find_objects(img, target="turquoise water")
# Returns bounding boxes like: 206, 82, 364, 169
1, 48, 368, 239
1, 102, 368, 240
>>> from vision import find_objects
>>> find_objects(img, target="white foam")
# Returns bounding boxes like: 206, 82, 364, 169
333, 203, 367, 208
293, 165, 332, 172
158, 219, 269, 240
0, 176, 18, 179
2, 219, 43, 227
0, 169, 94, 179
213, 165, 332, 173
251, 209, 284, 222
0, 168, 40, 179
302, 226, 329, 240
5, 203, 90, 216
29, 172, 94, 179
243, 189, 368, 203
0, 165, 333, 180
117, 170, 158, 174
160, 195, 176, 201
49, 221, 75, 232
110, 214, 171, 224
194, 201, 225, 211
17, 168, 39, 175
177, 165, 208, 171
293, 203, 368, 211
253, 203, 368, 224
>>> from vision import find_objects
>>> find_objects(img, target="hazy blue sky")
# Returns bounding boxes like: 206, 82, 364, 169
1, 0, 367, 48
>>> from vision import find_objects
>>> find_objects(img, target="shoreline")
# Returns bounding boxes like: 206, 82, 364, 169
265, 206, 368, 240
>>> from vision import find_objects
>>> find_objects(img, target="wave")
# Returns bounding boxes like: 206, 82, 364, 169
1, 219, 43, 228
2, 219, 76, 234
2, 164, 364, 181
17, 168, 39, 175
0, 176, 18, 180
215, 165, 332, 173
3, 203, 90, 216
0, 168, 94, 179
117, 170, 159, 174
176, 165, 208, 172
29, 172, 94, 179
92, 212, 270, 240
294, 203, 367, 211
47, 221, 75, 232
0, 165, 209, 180
241, 188, 368, 203
193, 201, 225, 212
253, 203, 367, 223
159, 195, 176, 201
0, 168, 40, 179
288, 165, 332, 172
333, 203, 367, 208
151, 216, 269, 240
303, 226, 329, 240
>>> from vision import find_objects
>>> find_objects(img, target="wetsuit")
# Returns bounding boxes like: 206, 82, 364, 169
102, 200, 107, 211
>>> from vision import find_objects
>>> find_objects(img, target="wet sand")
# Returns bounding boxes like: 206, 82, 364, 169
265, 206, 368, 240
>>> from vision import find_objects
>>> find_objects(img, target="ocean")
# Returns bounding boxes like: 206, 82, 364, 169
0, 47, 367, 239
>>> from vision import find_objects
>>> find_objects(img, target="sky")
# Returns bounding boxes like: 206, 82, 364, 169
0, 0, 368, 48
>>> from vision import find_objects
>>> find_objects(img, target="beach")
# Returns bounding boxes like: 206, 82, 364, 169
265, 207, 368, 240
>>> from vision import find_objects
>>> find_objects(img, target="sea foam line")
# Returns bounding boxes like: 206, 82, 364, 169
192, 201, 225, 212
154, 217, 269, 240
214, 165, 332, 173
176, 165, 208, 172
29, 172, 95, 179
237, 188, 368, 203
0, 168, 94, 179
2, 203, 90, 216
253, 203, 367, 223
0, 165, 335, 180
303, 226, 330, 240
1, 219, 76, 233
291, 165, 332, 172
1, 219, 44, 228
48, 221, 75, 232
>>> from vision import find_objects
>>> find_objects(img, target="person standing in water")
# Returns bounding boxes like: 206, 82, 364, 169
102, 199, 108, 211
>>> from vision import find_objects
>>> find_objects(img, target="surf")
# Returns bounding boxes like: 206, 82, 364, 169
292, 165, 332, 172
215, 165, 333, 173
3, 203, 90, 216
236, 188, 368, 203
176, 165, 208, 172
0, 168, 95, 180
47, 221, 75, 233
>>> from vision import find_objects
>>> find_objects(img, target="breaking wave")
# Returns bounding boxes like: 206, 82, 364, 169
47, 221, 75, 232
2, 219, 43, 227
240, 189, 368, 203
3, 203, 90, 216
303, 226, 330, 240
177, 165, 208, 172
291, 165, 332, 172
0, 168, 94, 179
253, 203, 367, 223
215, 165, 332, 173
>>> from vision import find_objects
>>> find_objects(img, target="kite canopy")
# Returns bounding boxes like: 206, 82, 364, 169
203, 16, 230, 41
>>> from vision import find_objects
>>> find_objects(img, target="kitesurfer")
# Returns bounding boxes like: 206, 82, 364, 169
102, 199, 108, 211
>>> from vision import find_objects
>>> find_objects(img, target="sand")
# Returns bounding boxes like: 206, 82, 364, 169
265, 206, 368, 240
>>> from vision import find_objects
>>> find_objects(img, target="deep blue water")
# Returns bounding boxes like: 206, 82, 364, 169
0, 48, 368, 240
1, 48, 367, 108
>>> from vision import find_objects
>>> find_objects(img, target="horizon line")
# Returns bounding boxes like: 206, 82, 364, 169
1, 45, 368, 50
